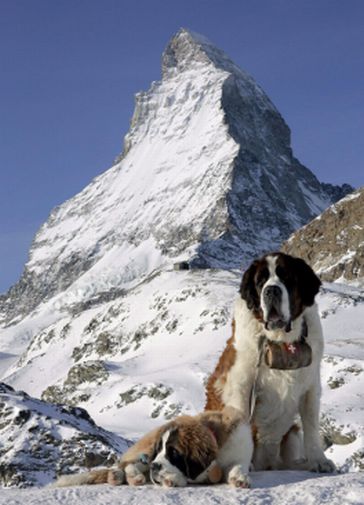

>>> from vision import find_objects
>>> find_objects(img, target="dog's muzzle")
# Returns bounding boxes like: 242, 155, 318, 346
150, 462, 163, 484
263, 285, 290, 331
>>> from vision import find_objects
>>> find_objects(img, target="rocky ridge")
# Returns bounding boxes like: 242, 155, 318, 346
0, 383, 129, 487
282, 187, 363, 283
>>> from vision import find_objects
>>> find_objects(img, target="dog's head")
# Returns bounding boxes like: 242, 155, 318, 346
149, 416, 219, 487
239, 252, 321, 331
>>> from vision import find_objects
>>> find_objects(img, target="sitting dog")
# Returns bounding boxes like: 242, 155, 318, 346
55, 406, 253, 488
205, 252, 336, 473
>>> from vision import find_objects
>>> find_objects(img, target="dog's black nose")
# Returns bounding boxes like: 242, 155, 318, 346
151, 462, 162, 473
264, 285, 281, 300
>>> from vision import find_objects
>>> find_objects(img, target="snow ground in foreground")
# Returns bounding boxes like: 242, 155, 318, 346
0, 472, 362, 505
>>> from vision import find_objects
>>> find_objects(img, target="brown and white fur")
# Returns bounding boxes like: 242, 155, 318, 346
55, 407, 253, 488
205, 252, 335, 473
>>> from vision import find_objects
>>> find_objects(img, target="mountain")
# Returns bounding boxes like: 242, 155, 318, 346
282, 187, 363, 283
0, 29, 362, 487
0, 28, 352, 327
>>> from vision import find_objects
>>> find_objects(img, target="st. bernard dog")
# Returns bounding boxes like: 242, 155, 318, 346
55, 407, 253, 488
205, 252, 335, 473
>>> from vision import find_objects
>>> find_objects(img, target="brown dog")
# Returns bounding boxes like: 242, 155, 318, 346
55, 407, 253, 488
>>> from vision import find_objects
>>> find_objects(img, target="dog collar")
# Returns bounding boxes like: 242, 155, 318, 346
262, 319, 311, 370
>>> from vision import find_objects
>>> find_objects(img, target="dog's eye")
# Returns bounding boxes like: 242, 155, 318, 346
276, 265, 285, 278
167, 446, 181, 463
256, 268, 268, 287
171, 448, 179, 458
276, 265, 291, 284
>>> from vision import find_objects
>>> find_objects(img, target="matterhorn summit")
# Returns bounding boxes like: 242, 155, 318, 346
1, 30, 361, 487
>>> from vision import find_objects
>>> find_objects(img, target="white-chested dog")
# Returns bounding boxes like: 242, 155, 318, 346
206, 252, 335, 473
55, 407, 253, 488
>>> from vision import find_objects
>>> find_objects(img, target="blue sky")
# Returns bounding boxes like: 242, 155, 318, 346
0, 0, 363, 293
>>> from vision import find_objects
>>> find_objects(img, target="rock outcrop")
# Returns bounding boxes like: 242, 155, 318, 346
0, 383, 129, 487
282, 187, 363, 283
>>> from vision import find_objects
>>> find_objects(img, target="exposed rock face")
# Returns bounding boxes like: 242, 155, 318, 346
321, 182, 354, 204
0, 383, 129, 487
282, 187, 363, 283
0, 28, 352, 326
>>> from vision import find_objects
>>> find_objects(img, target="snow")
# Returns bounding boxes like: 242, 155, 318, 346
298, 180, 331, 216
0, 473, 363, 505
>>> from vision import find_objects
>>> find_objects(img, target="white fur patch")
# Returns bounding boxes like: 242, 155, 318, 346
217, 421, 253, 477
261, 255, 290, 324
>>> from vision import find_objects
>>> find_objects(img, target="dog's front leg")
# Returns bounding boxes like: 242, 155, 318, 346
218, 422, 253, 488
253, 439, 281, 471
299, 384, 336, 473
223, 355, 256, 422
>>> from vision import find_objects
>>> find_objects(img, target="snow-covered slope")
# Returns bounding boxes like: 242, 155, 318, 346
0, 383, 129, 487
0, 28, 351, 326
0, 472, 363, 505
1, 269, 363, 481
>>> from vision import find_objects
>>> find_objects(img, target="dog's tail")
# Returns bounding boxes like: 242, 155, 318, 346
54, 468, 125, 487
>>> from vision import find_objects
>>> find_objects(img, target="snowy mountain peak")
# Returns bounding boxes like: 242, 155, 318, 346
162, 28, 237, 77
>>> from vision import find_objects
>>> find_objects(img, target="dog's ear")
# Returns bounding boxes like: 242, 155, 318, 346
166, 426, 179, 444
185, 456, 208, 481
293, 257, 321, 307
239, 260, 260, 311
150, 432, 163, 462
185, 438, 217, 481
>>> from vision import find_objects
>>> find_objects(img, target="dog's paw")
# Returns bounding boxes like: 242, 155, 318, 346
162, 477, 177, 488
160, 473, 187, 488
107, 469, 125, 486
125, 463, 147, 486
307, 456, 336, 473
126, 473, 147, 486
228, 465, 251, 489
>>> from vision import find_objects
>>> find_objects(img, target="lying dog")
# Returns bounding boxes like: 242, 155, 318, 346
55, 407, 253, 488
205, 252, 336, 473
